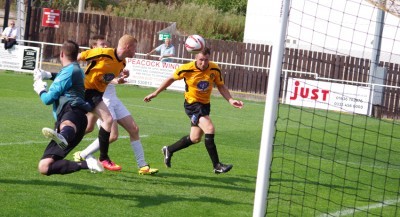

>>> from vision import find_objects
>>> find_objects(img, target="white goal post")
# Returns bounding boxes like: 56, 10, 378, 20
253, 0, 400, 216
252, 0, 291, 216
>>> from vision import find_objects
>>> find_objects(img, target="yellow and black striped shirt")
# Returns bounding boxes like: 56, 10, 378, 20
80, 48, 126, 92
173, 61, 224, 104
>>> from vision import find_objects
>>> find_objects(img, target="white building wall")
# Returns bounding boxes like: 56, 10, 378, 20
243, 0, 400, 63
243, 0, 281, 45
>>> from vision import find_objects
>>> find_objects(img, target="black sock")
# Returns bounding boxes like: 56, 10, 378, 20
168, 136, 194, 153
59, 126, 75, 143
205, 134, 219, 167
98, 126, 111, 161
46, 160, 82, 175
80, 161, 89, 169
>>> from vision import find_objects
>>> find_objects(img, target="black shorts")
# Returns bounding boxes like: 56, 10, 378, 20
85, 89, 104, 109
184, 101, 210, 126
41, 104, 88, 160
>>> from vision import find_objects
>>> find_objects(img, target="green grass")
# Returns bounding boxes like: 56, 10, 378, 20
0, 71, 263, 217
1, 70, 399, 216
271, 104, 400, 216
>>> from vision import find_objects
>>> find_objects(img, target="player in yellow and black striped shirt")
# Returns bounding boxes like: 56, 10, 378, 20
77, 34, 137, 171
144, 47, 244, 174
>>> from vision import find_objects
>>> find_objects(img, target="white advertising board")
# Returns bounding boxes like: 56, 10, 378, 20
285, 78, 371, 115
0, 44, 40, 73
125, 58, 185, 91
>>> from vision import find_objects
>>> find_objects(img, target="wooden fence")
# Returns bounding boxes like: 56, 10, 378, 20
26, 7, 400, 119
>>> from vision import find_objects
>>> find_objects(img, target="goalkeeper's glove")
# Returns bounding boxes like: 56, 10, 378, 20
33, 80, 47, 95
33, 68, 52, 81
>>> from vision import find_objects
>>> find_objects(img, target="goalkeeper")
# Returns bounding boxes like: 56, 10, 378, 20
33, 40, 104, 175
37, 35, 138, 171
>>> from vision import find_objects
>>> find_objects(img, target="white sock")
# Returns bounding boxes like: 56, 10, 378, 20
81, 138, 100, 159
131, 140, 147, 168
96, 119, 102, 129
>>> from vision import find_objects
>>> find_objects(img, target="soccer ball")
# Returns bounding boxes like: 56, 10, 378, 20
185, 35, 205, 54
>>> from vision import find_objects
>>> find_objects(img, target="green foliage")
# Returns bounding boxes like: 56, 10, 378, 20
112, 1, 245, 41
87, 0, 118, 10
33, 0, 78, 10
0, 0, 245, 41
32, 0, 118, 11
185, 0, 247, 15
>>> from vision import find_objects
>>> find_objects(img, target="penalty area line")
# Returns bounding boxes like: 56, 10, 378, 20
319, 198, 400, 217
0, 135, 148, 146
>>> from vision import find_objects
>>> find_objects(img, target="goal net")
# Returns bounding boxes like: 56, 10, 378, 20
256, 0, 400, 216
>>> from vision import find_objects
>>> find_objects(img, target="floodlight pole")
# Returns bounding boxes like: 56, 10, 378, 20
3, 0, 11, 28
78, 0, 85, 13
252, 0, 291, 216
368, 5, 385, 84
76, 0, 85, 43
24, 0, 32, 41
367, 6, 385, 117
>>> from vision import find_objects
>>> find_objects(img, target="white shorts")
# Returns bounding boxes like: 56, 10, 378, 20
103, 97, 131, 121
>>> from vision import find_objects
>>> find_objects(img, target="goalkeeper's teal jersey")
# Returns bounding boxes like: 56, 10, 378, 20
39, 62, 88, 120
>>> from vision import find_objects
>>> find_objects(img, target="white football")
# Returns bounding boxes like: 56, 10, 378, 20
185, 35, 206, 54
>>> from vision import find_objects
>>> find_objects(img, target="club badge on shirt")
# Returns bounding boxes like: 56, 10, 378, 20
197, 81, 209, 91
103, 73, 115, 83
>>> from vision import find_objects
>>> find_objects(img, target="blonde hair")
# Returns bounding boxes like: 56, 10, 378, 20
118, 34, 137, 47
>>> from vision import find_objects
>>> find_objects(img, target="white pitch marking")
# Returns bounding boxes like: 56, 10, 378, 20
0, 135, 148, 146
319, 198, 400, 217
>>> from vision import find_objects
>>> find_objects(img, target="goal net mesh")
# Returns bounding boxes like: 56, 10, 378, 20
265, 0, 400, 216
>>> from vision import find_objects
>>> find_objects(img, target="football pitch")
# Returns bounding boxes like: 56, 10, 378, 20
0, 71, 263, 217
1, 70, 399, 216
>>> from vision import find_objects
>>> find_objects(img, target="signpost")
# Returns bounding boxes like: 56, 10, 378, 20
42, 8, 60, 28
158, 33, 171, 41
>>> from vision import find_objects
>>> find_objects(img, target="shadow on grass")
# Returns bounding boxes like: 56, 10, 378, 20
0, 175, 252, 209
0, 178, 104, 191
68, 191, 249, 208
113, 171, 256, 193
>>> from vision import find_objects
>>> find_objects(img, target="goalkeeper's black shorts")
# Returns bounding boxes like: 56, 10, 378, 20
41, 104, 88, 160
